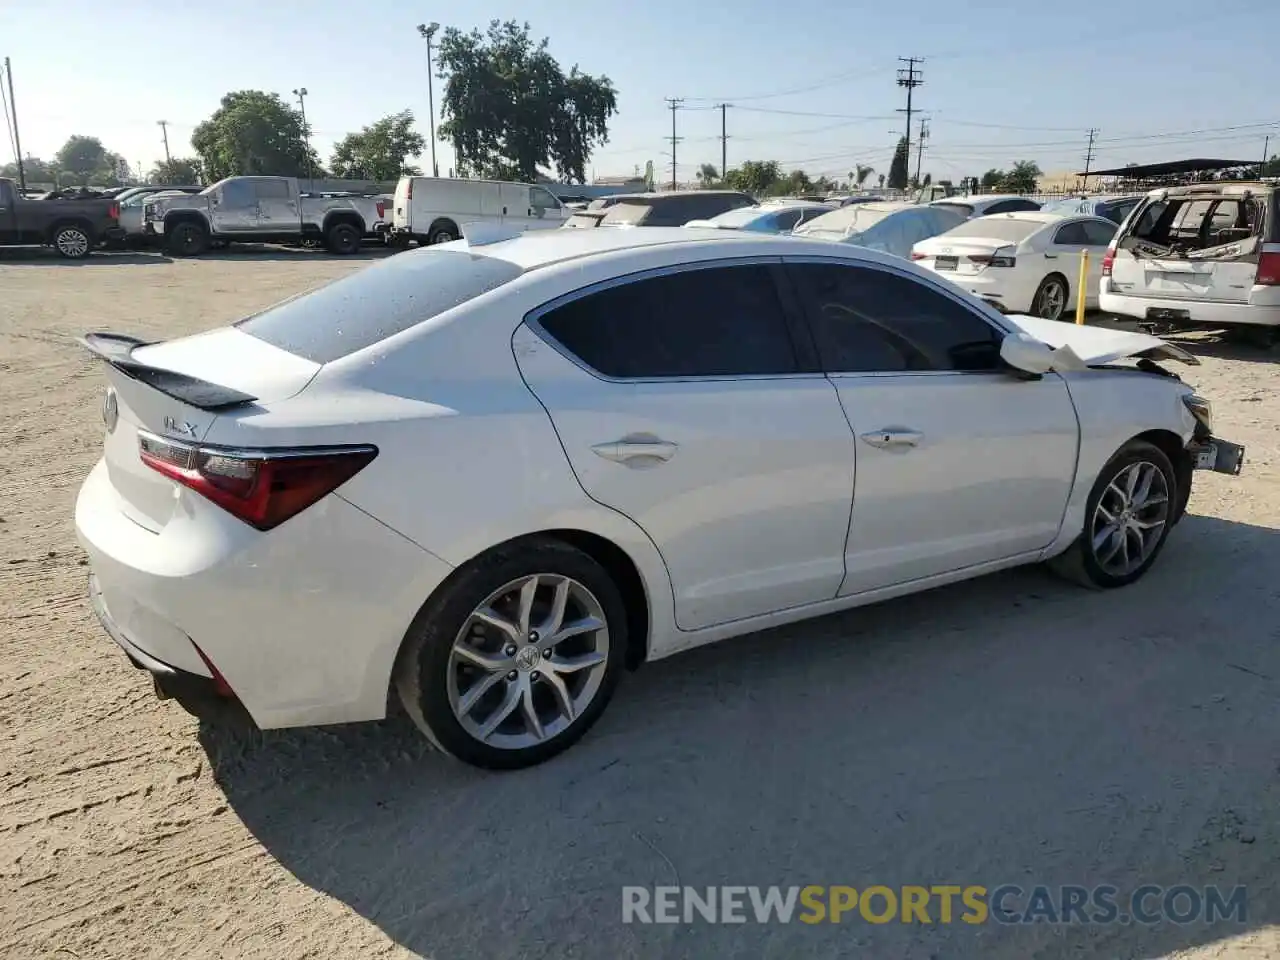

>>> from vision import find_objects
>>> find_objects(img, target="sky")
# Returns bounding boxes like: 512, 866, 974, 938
1, 0, 1277, 187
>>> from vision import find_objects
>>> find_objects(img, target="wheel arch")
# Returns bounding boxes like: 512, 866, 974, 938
427, 217, 459, 241
1132, 428, 1193, 522
46, 217, 95, 242
163, 210, 210, 232
322, 210, 366, 235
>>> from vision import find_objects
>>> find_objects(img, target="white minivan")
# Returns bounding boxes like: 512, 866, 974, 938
390, 177, 569, 245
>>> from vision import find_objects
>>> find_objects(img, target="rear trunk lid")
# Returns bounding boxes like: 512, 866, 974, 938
916, 237, 1017, 276
83, 329, 320, 532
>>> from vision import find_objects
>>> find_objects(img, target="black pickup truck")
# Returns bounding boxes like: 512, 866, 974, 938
0, 178, 125, 259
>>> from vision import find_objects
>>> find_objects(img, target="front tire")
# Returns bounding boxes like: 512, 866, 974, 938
52, 224, 93, 259
166, 221, 209, 257
395, 537, 627, 770
1048, 440, 1178, 589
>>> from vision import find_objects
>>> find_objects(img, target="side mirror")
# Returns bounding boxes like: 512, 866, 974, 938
999, 333, 1056, 377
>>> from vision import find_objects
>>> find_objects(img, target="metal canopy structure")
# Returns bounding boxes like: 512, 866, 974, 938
1079, 158, 1257, 178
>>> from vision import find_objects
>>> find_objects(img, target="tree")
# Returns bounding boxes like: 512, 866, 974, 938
436, 20, 617, 183
980, 168, 1004, 190
998, 160, 1042, 194
55, 136, 110, 185
887, 137, 909, 190
191, 90, 321, 181
878, 173, 885, 188
922, 172, 932, 187
854, 164, 873, 187
723, 159, 782, 196
696, 163, 719, 187
1261, 154, 1280, 178
0, 155, 59, 185
149, 157, 204, 185
330, 110, 425, 180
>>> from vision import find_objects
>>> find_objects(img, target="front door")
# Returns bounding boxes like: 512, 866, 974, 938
525, 185, 566, 231
210, 179, 260, 235
515, 261, 856, 631
783, 259, 1078, 596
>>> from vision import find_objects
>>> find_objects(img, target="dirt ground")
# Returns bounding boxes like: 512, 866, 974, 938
2, 246, 1279, 960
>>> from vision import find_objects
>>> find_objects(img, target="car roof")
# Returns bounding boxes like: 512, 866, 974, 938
975, 211, 1092, 224
936, 194, 1025, 205
445, 225, 887, 271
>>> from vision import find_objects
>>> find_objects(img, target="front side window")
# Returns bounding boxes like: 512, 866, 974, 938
536, 265, 799, 379
530, 186, 560, 212
219, 180, 255, 208
787, 262, 1004, 374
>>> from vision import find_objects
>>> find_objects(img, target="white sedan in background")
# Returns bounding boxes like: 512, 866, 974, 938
911, 212, 1119, 321
76, 224, 1242, 770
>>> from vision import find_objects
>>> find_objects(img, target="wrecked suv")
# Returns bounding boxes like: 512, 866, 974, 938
1099, 182, 1280, 344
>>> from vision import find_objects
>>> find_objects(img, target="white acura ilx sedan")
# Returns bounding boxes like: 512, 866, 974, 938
75, 224, 1244, 769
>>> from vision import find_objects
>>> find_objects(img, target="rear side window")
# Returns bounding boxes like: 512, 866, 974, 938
236, 250, 523, 363
1052, 222, 1089, 245
1082, 220, 1118, 245
536, 265, 799, 378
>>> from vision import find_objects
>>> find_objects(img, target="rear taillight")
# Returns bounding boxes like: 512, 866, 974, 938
137, 432, 377, 531
109, 203, 119, 220
909, 252, 927, 261
1256, 243, 1280, 285
968, 253, 1016, 268
376, 200, 386, 218
1102, 244, 1116, 277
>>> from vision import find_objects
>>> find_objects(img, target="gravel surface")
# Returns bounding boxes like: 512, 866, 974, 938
2, 246, 1279, 960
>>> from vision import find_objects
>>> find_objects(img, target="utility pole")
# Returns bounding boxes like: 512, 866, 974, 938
1261, 135, 1271, 177
4, 57, 26, 191
292, 88, 312, 188
914, 117, 929, 186
665, 97, 684, 190
717, 103, 730, 181
417, 23, 441, 178
895, 57, 924, 183
157, 120, 172, 165
1082, 128, 1099, 184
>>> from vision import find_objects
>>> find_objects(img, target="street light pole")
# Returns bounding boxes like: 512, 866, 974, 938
292, 87, 312, 189
417, 22, 440, 178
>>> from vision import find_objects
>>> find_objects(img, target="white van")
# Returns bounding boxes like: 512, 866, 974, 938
390, 177, 569, 245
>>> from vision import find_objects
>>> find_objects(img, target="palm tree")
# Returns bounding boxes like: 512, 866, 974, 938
855, 164, 874, 187
696, 163, 719, 187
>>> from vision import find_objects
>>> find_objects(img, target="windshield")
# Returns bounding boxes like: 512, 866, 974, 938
705, 206, 768, 228
794, 204, 902, 238
236, 249, 524, 363
933, 201, 974, 216
939, 217, 1044, 243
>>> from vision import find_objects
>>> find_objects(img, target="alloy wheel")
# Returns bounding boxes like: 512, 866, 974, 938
1036, 279, 1066, 320
446, 573, 610, 750
1088, 460, 1170, 577
56, 229, 90, 258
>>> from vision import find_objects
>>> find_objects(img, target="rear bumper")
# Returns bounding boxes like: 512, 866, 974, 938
102, 227, 127, 243
1100, 287, 1280, 328
75, 458, 456, 729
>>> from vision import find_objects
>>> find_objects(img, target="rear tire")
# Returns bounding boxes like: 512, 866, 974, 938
1047, 439, 1178, 589
394, 537, 627, 770
1032, 274, 1069, 321
324, 221, 361, 255
51, 223, 93, 259
428, 219, 460, 245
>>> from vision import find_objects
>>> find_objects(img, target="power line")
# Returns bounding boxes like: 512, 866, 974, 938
896, 57, 924, 181
665, 97, 684, 189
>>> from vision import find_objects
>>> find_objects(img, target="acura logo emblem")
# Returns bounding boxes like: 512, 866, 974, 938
102, 388, 118, 433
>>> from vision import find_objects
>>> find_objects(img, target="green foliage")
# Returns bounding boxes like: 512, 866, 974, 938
330, 110, 425, 180
997, 160, 1042, 193
981, 168, 1003, 189
55, 136, 110, 185
854, 164, 873, 187
887, 137, 909, 190
1261, 154, 1280, 178
1, 155, 59, 185
723, 159, 782, 196
436, 20, 617, 183
922, 172, 932, 187
696, 163, 719, 186
191, 91, 321, 181
150, 157, 204, 185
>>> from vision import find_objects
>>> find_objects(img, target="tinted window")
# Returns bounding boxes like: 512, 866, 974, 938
1099, 199, 1139, 224
0, 180, 13, 206
788, 262, 1004, 373
935, 201, 974, 217
771, 208, 809, 232
1082, 220, 1118, 245
220, 180, 255, 207
1053, 222, 1089, 245
236, 250, 523, 363
536, 265, 798, 378
945, 217, 1043, 243
530, 186, 560, 211
985, 198, 1040, 214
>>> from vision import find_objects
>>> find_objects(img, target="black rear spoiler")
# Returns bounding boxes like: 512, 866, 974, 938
77, 332, 259, 411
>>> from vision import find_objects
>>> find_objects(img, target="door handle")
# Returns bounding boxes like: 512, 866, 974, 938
1045, 252, 1058, 259
592, 437, 679, 464
860, 429, 923, 449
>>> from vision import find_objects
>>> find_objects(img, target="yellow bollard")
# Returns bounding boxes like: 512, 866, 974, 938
1075, 250, 1089, 325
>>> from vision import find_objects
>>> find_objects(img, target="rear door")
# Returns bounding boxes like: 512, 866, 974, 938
254, 178, 300, 232
0, 180, 16, 241
516, 260, 857, 631
1110, 195, 1261, 305
1047, 219, 1108, 307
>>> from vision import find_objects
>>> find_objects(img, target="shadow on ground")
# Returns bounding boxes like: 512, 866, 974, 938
200, 515, 1280, 960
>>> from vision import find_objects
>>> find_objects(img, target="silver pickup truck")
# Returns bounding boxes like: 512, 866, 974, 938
143, 176, 389, 256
